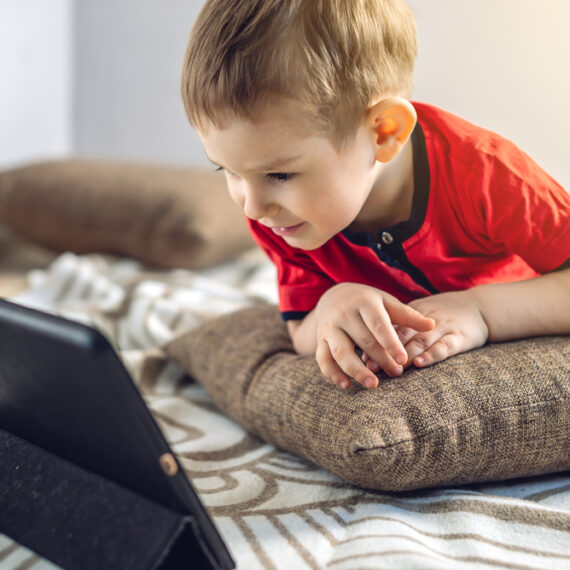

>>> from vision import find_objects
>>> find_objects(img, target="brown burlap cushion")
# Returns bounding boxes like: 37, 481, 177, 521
166, 304, 570, 491
0, 159, 253, 269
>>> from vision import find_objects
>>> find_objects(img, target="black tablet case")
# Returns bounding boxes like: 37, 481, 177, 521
0, 299, 234, 570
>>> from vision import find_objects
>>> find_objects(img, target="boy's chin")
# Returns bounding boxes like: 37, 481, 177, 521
281, 234, 331, 251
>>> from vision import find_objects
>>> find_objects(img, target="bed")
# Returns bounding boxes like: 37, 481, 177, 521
0, 160, 569, 569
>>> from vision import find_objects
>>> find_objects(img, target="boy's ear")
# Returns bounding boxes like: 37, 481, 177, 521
367, 97, 417, 163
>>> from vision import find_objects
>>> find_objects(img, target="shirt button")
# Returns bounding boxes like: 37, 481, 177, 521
381, 231, 394, 245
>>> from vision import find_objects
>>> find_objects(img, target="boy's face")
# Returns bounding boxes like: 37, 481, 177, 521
198, 97, 382, 251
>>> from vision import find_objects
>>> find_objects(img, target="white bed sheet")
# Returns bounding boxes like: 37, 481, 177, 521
2, 251, 569, 570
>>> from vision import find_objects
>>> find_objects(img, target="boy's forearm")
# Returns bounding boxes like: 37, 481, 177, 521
469, 267, 570, 342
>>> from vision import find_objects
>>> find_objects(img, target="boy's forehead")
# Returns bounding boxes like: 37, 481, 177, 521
203, 97, 316, 140
199, 102, 329, 169
201, 124, 312, 172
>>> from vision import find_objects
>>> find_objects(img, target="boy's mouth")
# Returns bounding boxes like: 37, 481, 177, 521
269, 222, 305, 237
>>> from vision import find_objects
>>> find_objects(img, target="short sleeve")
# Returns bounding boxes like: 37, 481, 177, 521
472, 139, 570, 273
247, 219, 335, 319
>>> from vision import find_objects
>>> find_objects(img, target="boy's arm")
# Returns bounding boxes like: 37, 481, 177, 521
287, 282, 435, 389
401, 260, 570, 368
472, 261, 570, 341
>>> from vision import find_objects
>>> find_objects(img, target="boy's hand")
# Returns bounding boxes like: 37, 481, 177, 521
308, 283, 435, 390
395, 290, 489, 368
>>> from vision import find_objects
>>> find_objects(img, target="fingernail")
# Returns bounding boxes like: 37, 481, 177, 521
395, 353, 407, 365
390, 366, 403, 377
364, 377, 377, 389
415, 357, 424, 366
339, 379, 351, 390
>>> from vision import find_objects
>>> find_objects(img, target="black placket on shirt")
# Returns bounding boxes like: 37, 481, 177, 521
341, 124, 438, 295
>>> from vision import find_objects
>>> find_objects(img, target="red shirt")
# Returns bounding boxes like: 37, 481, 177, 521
248, 102, 570, 320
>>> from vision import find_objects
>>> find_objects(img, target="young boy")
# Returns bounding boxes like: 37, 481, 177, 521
181, 0, 570, 390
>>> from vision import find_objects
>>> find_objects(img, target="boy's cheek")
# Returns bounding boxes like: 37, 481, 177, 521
226, 185, 244, 209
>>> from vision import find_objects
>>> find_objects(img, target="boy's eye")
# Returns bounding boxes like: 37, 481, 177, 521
267, 172, 294, 183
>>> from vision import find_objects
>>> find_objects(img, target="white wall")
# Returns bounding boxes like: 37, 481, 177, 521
72, 0, 204, 165
408, 0, 570, 188
0, 0, 72, 168
1, 1, 568, 187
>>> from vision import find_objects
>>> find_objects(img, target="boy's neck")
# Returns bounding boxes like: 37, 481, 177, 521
349, 138, 415, 233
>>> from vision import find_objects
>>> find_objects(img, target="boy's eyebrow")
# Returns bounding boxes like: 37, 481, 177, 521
205, 153, 302, 172
251, 154, 303, 172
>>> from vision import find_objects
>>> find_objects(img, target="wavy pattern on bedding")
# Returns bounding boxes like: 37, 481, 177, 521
2, 252, 570, 570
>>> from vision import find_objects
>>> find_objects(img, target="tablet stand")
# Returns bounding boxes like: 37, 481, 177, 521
0, 428, 217, 570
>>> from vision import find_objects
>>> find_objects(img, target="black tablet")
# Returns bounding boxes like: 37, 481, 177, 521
0, 298, 234, 569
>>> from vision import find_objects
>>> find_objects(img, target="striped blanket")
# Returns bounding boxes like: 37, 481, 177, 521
2, 251, 569, 570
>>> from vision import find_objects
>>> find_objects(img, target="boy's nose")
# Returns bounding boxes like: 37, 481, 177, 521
242, 184, 278, 220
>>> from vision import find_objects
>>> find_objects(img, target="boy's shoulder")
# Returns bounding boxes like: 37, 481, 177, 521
412, 101, 537, 181
413, 101, 508, 154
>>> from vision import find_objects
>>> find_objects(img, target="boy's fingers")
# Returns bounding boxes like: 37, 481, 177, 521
412, 334, 462, 367
316, 340, 352, 389
387, 301, 436, 332
359, 306, 407, 370
357, 340, 405, 376
317, 333, 379, 389
361, 352, 382, 373
396, 325, 416, 345
366, 360, 381, 373
403, 334, 431, 366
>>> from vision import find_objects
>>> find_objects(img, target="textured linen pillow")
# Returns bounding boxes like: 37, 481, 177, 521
166, 304, 570, 491
0, 159, 253, 269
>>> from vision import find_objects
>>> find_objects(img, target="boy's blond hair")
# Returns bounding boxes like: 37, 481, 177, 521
181, 0, 417, 148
